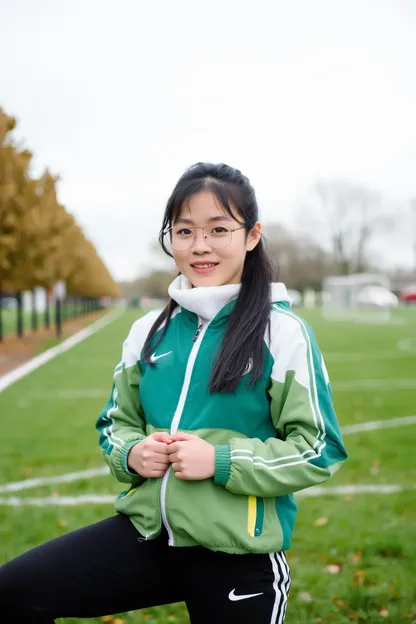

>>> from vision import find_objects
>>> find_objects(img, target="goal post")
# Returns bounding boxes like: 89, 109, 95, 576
322, 273, 397, 323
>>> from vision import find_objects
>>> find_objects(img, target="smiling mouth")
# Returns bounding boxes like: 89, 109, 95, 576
191, 262, 219, 269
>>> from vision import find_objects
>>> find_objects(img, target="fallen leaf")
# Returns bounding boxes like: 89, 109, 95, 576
351, 551, 362, 563
314, 516, 328, 526
297, 591, 313, 603
325, 564, 341, 574
101, 618, 113, 623
353, 569, 366, 586
113, 619, 124, 624
379, 608, 389, 617
57, 519, 67, 528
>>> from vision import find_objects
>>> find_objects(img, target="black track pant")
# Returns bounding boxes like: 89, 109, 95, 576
0, 514, 291, 623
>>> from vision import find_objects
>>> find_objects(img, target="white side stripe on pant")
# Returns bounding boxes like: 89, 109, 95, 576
277, 552, 291, 623
269, 551, 291, 623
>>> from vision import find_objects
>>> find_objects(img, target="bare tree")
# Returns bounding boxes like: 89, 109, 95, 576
263, 223, 334, 291
303, 180, 393, 275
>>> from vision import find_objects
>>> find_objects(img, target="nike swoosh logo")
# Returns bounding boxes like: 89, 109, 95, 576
150, 351, 172, 362
228, 589, 264, 601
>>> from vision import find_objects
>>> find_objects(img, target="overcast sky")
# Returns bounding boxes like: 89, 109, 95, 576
1, 0, 415, 281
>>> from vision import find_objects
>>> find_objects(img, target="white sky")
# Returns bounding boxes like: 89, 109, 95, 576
1, 0, 415, 280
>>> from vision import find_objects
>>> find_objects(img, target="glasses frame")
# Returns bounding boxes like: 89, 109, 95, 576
162, 224, 246, 251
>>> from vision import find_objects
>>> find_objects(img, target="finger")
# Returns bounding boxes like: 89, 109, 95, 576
169, 433, 197, 442
152, 457, 170, 466
151, 432, 173, 443
147, 470, 167, 478
174, 472, 187, 480
166, 442, 180, 454
152, 441, 173, 454
171, 462, 181, 473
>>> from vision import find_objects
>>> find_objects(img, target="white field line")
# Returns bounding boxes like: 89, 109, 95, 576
0, 415, 415, 496
0, 483, 415, 506
341, 414, 416, 435
297, 483, 416, 498
0, 467, 109, 494
0, 307, 125, 393
28, 389, 109, 400
0, 494, 116, 506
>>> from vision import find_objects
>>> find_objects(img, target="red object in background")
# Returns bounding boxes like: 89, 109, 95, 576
400, 286, 416, 301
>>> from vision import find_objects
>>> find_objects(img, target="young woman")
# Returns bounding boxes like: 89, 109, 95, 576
0, 162, 347, 623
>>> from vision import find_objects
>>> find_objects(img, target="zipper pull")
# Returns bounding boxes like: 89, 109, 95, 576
192, 322, 203, 342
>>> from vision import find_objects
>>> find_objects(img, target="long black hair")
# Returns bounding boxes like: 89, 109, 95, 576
142, 162, 274, 393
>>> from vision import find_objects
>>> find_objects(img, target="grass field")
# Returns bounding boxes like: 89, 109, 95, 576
0, 307, 415, 623
0, 308, 34, 335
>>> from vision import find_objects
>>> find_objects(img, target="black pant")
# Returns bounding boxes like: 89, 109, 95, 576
0, 514, 291, 623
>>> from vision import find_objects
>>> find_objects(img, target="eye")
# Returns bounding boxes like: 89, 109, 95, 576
211, 226, 230, 235
175, 227, 193, 237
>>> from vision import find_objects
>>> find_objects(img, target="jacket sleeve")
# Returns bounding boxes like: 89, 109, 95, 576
214, 311, 347, 497
95, 320, 147, 484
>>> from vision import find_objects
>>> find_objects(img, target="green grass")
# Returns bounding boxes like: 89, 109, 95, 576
0, 308, 33, 335
0, 306, 95, 338
0, 308, 416, 623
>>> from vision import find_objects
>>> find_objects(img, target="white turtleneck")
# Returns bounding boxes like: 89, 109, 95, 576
168, 274, 240, 322
168, 274, 290, 322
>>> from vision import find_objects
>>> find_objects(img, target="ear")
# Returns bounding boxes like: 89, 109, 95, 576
246, 222, 262, 252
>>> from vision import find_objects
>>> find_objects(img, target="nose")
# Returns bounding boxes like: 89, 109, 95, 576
191, 227, 212, 253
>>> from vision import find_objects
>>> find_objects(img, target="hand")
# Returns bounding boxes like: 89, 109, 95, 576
127, 432, 172, 478
167, 432, 215, 480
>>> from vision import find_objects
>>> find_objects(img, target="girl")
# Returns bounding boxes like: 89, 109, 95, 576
0, 162, 347, 623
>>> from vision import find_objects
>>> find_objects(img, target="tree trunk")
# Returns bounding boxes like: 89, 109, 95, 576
31, 290, 38, 331
55, 298, 62, 338
16, 291, 23, 338
44, 293, 50, 329
0, 290, 3, 342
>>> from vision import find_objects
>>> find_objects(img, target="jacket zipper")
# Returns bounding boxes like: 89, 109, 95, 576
160, 316, 208, 546
192, 322, 203, 342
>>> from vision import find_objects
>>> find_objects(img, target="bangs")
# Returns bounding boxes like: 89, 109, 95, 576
167, 178, 245, 226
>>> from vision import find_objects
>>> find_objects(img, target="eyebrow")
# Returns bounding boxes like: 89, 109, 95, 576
174, 215, 232, 224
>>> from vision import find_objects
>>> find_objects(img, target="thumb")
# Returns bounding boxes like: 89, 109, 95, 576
169, 432, 198, 442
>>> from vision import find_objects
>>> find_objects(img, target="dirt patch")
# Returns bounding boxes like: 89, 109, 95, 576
0, 311, 107, 376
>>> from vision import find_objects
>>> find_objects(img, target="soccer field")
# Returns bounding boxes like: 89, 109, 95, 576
0, 308, 415, 624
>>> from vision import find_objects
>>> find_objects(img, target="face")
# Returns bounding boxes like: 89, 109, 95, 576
171, 191, 261, 287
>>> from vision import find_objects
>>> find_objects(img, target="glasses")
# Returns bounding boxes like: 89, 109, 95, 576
163, 225, 246, 251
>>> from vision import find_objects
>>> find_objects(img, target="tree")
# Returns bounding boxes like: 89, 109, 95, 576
263, 223, 334, 291
303, 180, 393, 275
0, 107, 119, 299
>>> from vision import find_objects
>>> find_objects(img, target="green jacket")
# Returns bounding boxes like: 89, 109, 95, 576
96, 276, 347, 554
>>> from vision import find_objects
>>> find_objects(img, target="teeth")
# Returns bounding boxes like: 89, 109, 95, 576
194, 264, 216, 268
